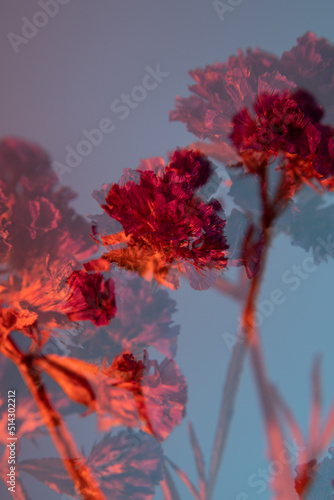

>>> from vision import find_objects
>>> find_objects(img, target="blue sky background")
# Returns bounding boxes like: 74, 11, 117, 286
1, 1, 334, 499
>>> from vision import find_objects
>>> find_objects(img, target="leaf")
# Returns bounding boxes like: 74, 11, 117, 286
160, 463, 181, 500
188, 422, 206, 499
164, 457, 201, 500
34, 355, 98, 409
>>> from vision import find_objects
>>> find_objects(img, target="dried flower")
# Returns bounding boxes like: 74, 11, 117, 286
90, 149, 228, 290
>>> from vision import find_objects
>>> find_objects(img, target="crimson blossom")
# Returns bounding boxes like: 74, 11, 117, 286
170, 32, 334, 182
88, 149, 229, 290
230, 89, 334, 182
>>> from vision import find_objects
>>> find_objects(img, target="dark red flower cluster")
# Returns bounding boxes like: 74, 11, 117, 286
230, 89, 334, 179
170, 51, 295, 143
170, 32, 334, 181
89, 149, 228, 290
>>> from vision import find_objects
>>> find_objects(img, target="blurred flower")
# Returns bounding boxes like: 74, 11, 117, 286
0, 137, 97, 338
278, 32, 334, 124
170, 50, 295, 143
97, 350, 188, 441
34, 348, 187, 442
64, 270, 116, 326
169, 32, 334, 183
19, 429, 163, 500
68, 271, 180, 361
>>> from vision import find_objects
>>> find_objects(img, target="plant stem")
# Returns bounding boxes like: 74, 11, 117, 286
207, 234, 270, 500
207, 168, 275, 500
1, 337, 106, 500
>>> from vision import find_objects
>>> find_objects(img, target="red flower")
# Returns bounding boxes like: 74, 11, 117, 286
169, 32, 334, 180
34, 350, 187, 441
170, 51, 295, 143
91, 149, 228, 290
64, 270, 116, 326
230, 90, 334, 181
166, 148, 212, 188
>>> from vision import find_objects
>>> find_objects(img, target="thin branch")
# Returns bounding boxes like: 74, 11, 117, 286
270, 385, 307, 465
1, 337, 106, 500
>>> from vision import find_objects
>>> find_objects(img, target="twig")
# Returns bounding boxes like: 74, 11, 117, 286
1, 336, 106, 500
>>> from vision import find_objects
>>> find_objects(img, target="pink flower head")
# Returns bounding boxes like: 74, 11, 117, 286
279, 32, 334, 121
98, 350, 188, 441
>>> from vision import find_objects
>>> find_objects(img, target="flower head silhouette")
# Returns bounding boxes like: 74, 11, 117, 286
64, 270, 116, 326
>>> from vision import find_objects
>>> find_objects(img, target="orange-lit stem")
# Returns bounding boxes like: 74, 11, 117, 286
1, 337, 106, 500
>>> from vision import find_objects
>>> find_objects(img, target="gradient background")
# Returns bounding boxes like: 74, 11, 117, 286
1, 1, 334, 499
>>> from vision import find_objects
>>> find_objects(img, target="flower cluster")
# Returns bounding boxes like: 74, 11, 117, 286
89, 148, 228, 290
230, 89, 334, 180
170, 32, 334, 183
